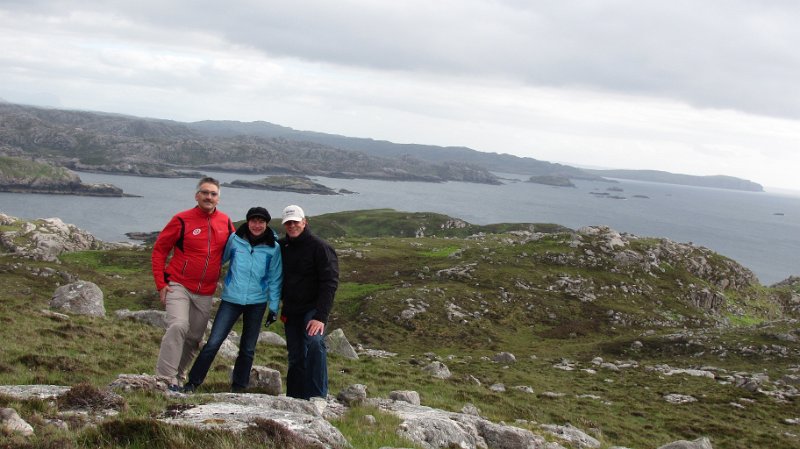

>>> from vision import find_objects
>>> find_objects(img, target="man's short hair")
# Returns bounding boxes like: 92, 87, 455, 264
197, 177, 220, 191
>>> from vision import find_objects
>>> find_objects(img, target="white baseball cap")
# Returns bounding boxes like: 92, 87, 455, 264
281, 205, 306, 224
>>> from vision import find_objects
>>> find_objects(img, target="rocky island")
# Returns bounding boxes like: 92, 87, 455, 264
0, 156, 135, 197
222, 175, 346, 195
526, 174, 576, 187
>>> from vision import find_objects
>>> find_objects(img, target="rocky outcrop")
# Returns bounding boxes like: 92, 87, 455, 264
161, 393, 349, 449
368, 397, 555, 449
0, 213, 116, 260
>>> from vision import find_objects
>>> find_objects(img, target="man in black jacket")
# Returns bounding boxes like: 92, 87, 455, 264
279, 204, 339, 399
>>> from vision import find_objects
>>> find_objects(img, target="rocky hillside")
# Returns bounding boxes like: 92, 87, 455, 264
0, 103, 499, 184
189, 119, 598, 180
0, 102, 764, 191
0, 210, 798, 449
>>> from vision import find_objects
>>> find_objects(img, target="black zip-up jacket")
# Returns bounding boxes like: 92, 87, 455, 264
279, 227, 339, 323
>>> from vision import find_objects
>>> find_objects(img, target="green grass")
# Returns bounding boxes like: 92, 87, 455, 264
334, 282, 394, 316
330, 405, 425, 449
418, 245, 463, 258
59, 250, 145, 275
726, 314, 765, 326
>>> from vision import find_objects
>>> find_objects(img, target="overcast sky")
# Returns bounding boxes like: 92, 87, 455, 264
2, 1, 800, 191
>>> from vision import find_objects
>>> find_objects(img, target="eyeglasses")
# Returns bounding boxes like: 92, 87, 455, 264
197, 190, 219, 197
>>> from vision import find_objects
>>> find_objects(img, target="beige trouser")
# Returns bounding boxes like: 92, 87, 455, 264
155, 282, 213, 386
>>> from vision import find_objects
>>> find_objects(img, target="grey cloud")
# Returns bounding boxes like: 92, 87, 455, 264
3, 0, 800, 118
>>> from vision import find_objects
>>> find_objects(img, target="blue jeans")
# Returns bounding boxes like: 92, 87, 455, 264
187, 300, 267, 389
285, 309, 328, 399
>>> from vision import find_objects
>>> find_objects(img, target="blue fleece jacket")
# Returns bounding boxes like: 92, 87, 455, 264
220, 230, 283, 312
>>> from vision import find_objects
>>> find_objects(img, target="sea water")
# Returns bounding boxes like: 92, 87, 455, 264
0, 171, 798, 285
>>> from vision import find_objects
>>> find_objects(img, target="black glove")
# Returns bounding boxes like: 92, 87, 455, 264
264, 310, 278, 328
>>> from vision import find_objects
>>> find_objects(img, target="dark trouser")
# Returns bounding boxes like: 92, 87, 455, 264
187, 300, 267, 390
284, 308, 328, 399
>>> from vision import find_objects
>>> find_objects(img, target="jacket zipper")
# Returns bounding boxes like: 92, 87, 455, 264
196, 215, 212, 292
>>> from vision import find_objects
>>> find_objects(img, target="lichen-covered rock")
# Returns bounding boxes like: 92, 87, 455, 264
161, 393, 348, 449
325, 328, 358, 360
389, 390, 421, 406
540, 423, 601, 448
657, 437, 713, 449
337, 384, 367, 406
218, 338, 240, 360
50, 281, 105, 317
239, 366, 281, 395
108, 374, 174, 393
115, 309, 168, 328
258, 331, 287, 346
422, 361, 451, 379
370, 397, 552, 449
0, 408, 34, 436
0, 385, 71, 400
492, 352, 517, 364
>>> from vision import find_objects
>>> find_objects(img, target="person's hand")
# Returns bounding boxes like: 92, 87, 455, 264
159, 285, 173, 306
306, 319, 325, 336
264, 311, 278, 328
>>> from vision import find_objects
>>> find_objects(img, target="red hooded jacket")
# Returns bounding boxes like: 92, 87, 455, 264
151, 206, 235, 295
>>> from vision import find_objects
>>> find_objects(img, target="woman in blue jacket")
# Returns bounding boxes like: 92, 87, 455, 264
183, 206, 282, 392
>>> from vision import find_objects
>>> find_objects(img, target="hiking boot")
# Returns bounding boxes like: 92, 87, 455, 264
167, 384, 182, 393
182, 382, 197, 394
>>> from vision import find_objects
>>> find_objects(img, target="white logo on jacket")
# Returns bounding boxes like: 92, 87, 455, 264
192, 228, 201, 235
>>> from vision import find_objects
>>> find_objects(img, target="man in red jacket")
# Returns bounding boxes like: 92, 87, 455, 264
151, 177, 235, 391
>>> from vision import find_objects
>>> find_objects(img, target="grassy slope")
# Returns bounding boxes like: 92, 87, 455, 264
0, 156, 76, 183
0, 209, 798, 449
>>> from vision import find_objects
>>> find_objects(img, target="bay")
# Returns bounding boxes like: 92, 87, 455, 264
0, 171, 798, 285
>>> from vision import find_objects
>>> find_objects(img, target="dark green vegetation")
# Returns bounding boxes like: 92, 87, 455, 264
1, 209, 798, 448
